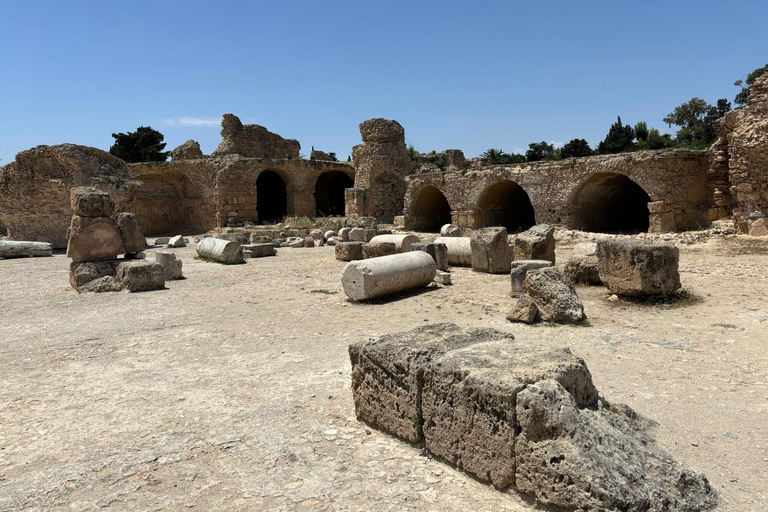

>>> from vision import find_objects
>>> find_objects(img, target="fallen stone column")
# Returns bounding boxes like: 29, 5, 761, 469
0, 241, 54, 258
434, 236, 472, 266
341, 251, 436, 301
368, 234, 420, 252
196, 237, 244, 264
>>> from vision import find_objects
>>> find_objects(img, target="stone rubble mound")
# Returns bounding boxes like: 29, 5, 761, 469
349, 324, 718, 512
509, 267, 586, 324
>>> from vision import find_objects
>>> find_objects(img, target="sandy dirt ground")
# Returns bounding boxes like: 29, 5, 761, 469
0, 232, 766, 511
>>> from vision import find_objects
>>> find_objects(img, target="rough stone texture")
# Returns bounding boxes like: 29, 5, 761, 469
70, 187, 115, 218
510, 260, 554, 297
521, 267, 585, 323
515, 379, 718, 512
348, 227, 376, 242
716, 74, 768, 234
338, 227, 352, 242
368, 234, 419, 253
349, 119, 416, 222
196, 237, 244, 264
564, 255, 602, 285
217, 232, 250, 245
440, 224, 462, 237
0, 144, 138, 248
69, 260, 121, 292
335, 241, 364, 261
410, 242, 448, 271
154, 251, 183, 280
115, 212, 146, 254
362, 242, 396, 259
471, 227, 511, 274
310, 149, 334, 161
212, 114, 300, 159
66, 216, 126, 262
403, 149, 710, 233
434, 269, 452, 285
506, 296, 538, 324
168, 235, 186, 248
116, 260, 165, 292
434, 237, 472, 266
513, 224, 555, 263
0, 241, 53, 258
303, 236, 315, 248
241, 243, 277, 258
572, 241, 597, 257
340, 251, 436, 301
344, 217, 378, 229
170, 140, 203, 161
596, 239, 681, 296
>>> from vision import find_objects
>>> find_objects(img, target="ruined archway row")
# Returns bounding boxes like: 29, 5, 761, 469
403, 150, 710, 234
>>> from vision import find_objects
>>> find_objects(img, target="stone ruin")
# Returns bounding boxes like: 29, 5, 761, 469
350, 324, 718, 511
212, 113, 301, 159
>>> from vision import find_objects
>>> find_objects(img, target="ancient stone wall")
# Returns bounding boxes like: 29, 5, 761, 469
212, 114, 301, 159
715, 74, 768, 234
0, 144, 139, 247
349, 118, 417, 222
404, 149, 710, 233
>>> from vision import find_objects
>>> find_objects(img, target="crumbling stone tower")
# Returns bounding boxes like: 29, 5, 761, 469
347, 118, 417, 222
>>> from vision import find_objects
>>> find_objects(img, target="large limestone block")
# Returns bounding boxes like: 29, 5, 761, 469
434, 236, 472, 266
69, 260, 121, 292
242, 243, 276, 258
115, 212, 146, 254
341, 251, 436, 301
596, 239, 681, 296
348, 324, 510, 443
513, 224, 555, 263
470, 227, 511, 274
564, 255, 602, 285
515, 379, 718, 512
154, 251, 183, 280
168, 235, 186, 248
440, 224, 461, 237
335, 241, 364, 261
362, 242, 396, 259
422, 342, 598, 489
66, 216, 126, 262
70, 187, 115, 218
348, 227, 377, 242
196, 237, 244, 264
510, 260, 553, 296
572, 241, 597, 257
0, 241, 53, 258
368, 234, 420, 253
523, 267, 585, 323
116, 260, 165, 292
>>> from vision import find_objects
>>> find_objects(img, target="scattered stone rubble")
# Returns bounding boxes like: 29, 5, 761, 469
512, 224, 555, 263
349, 324, 718, 512
508, 267, 586, 324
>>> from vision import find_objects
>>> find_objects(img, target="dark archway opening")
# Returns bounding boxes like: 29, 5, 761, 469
573, 173, 650, 233
410, 186, 451, 232
256, 170, 287, 224
476, 180, 536, 232
315, 171, 354, 217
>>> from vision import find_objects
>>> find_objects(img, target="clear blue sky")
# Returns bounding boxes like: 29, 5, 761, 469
1, 1, 766, 162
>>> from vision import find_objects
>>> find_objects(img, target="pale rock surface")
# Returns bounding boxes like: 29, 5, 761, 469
66, 216, 126, 262
513, 224, 555, 263
470, 227, 511, 274
596, 239, 681, 296
196, 237, 244, 264
341, 251, 436, 301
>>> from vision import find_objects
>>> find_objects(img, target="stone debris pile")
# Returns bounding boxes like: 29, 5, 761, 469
349, 324, 718, 512
508, 267, 586, 324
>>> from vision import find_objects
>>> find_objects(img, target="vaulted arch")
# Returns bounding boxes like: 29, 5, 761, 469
571, 173, 651, 233
475, 180, 536, 232
409, 185, 452, 232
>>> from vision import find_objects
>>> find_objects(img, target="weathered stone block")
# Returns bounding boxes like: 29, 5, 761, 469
362, 242, 396, 259
523, 267, 585, 323
513, 224, 555, 263
348, 227, 377, 242
410, 242, 448, 271
154, 251, 183, 280
596, 239, 681, 296
168, 235, 186, 248
564, 255, 602, 285
471, 227, 511, 274
242, 243, 276, 258
116, 212, 146, 254
368, 234, 420, 252
0, 241, 53, 258
434, 269, 451, 285
338, 227, 352, 242
440, 224, 461, 237
434, 237, 472, 266
69, 260, 120, 292
507, 296, 538, 323
510, 260, 553, 297
335, 241, 364, 261
66, 216, 126, 262
70, 187, 115, 218
116, 260, 165, 292
196, 237, 244, 264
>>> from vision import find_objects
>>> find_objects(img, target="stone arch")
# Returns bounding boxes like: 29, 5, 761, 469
372, 172, 405, 223
570, 173, 651, 233
315, 171, 354, 217
409, 185, 452, 232
256, 170, 288, 223
475, 180, 536, 232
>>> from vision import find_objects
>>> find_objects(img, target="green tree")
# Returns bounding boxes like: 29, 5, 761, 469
596, 116, 635, 154
525, 141, 559, 162
505, 153, 526, 164
663, 98, 729, 149
645, 128, 673, 150
481, 148, 507, 164
560, 139, 592, 158
633, 121, 649, 142
734, 63, 768, 106
109, 126, 168, 163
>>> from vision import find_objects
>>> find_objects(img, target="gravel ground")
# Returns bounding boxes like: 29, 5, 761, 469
0, 233, 766, 511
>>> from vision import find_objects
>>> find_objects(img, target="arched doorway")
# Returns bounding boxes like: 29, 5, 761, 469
315, 171, 354, 217
410, 186, 451, 232
572, 173, 651, 233
256, 170, 287, 224
475, 180, 536, 232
